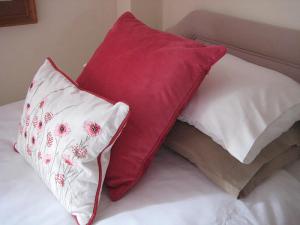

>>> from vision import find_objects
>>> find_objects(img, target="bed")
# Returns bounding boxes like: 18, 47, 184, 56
1, 10, 300, 225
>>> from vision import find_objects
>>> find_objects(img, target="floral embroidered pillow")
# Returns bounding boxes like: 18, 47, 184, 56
14, 58, 130, 225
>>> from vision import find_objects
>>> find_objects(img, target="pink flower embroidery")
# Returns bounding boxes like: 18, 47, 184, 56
26, 145, 32, 156
44, 112, 53, 124
39, 100, 45, 108
46, 132, 53, 147
72, 145, 87, 159
25, 115, 30, 127
55, 123, 70, 137
43, 154, 51, 164
55, 174, 65, 187
31, 136, 36, 145
63, 154, 73, 166
37, 151, 42, 160
37, 121, 43, 131
32, 116, 38, 128
84, 121, 101, 137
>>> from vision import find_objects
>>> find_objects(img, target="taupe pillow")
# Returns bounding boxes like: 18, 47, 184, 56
164, 121, 300, 198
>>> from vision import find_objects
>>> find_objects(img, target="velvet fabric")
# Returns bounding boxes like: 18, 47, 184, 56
77, 12, 226, 200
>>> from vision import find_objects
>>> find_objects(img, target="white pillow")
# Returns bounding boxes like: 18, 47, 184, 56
179, 54, 300, 164
15, 58, 129, 225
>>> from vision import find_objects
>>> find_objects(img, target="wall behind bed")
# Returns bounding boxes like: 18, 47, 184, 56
0, 0, 117, 106
1, 0, 299, 106
116, 0, 162, 29
161, 0, 300, 30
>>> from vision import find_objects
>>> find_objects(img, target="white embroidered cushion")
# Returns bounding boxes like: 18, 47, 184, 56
14, 58, 130, 225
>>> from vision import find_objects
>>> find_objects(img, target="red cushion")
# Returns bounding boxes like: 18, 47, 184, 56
77, 12, 226, 200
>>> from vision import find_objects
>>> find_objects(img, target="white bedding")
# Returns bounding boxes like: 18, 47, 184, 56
1, 101, 300, 225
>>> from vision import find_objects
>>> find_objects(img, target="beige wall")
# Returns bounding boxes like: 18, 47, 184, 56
116, 0, 162, 29
0, 0, 117, 106
132, 0, 162, 29
117, 0, 131, 17
2, 0, 299, 106
162, 0, 300, 30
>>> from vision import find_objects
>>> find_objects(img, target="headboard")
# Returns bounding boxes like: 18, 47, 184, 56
167, 10, 300, 83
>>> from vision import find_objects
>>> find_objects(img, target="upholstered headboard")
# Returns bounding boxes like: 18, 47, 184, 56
167, 10, 300, 83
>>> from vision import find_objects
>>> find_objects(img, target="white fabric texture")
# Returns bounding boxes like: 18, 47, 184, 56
179, 54, 300, 164
1, 101, 300, 225
13, 59, 129, 225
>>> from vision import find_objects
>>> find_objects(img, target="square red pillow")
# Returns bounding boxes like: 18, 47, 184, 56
77, 12, 226, 200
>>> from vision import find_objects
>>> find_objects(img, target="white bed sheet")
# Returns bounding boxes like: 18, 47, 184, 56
1, 101, 300, 225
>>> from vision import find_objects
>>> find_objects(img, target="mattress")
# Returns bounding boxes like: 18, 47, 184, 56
1, 101, 300, 225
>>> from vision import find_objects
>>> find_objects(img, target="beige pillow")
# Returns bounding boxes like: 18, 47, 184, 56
165, 121, 300, 198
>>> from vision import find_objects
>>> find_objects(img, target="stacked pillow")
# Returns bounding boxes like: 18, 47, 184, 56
165, 121, 300, 198
179, 53, 300, 164
165, 53, 300, 197
14, 12, 226, 224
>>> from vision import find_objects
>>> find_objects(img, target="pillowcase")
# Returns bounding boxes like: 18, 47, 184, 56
165, 121, 300, 198
14, 58, 129, 225
179, 53, 300, 164
76, 12, 226, 200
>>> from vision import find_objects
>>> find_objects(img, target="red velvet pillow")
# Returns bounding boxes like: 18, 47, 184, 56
77, 12, 226, 200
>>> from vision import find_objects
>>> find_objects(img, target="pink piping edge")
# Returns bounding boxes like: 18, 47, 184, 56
13, 57, 131, 225
85, 114, 130, 225
46, 57, 132, 106
13, 143, 19, 153
71, 151, 103, 225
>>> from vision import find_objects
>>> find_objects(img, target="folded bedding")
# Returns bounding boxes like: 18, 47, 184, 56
170, 53, 300, 197
165, 121, 300, 197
